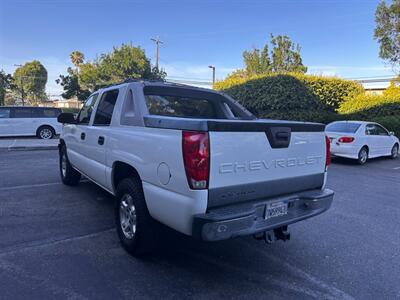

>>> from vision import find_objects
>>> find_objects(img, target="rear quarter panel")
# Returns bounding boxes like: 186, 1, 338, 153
106, 126, 207, 235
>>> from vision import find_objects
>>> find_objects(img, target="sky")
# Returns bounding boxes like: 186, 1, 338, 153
0, 0, 395, 97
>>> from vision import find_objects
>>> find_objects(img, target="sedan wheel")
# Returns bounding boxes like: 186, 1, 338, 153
391, 145, 399, 159
358, 148, 368, 165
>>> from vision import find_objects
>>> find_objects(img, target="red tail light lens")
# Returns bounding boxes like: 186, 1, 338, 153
338, 136, 355, 143
325, 135, 331, 167
182, 131, 209, 190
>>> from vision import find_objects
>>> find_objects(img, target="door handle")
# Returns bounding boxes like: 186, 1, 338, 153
81, 132, 86, 140
98, 136, 105, 145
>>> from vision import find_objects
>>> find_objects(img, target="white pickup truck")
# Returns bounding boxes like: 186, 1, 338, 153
57, 79, 334, 256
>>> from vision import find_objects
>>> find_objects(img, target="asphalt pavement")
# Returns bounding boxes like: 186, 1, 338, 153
0, 150, 399, 299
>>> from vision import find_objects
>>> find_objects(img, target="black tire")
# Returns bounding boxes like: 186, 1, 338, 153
59, 146, 81, 186
37, 125, 55, 139
115, 177, 158, 256
357, 147, 368, 165
390, 144, 399, 159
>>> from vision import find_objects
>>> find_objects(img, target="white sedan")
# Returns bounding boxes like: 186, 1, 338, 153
325, 121, 399, 165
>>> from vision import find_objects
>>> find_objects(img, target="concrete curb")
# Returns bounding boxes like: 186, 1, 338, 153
0, 146, 58, 152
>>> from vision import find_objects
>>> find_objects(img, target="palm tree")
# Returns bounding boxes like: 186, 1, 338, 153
70, 51, 84, 67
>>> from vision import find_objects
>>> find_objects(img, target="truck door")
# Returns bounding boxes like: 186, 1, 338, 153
83, 88, 120, 189
65, 94, 99, 172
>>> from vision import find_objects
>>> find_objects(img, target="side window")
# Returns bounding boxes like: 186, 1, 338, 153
77, 94, 98, 124
13, 108, 32, 118
365, 124, 376, 135
93, 89, 119, 126
375, 125, 388, 136
43, 108, 60, 118
0, 108, 10, 118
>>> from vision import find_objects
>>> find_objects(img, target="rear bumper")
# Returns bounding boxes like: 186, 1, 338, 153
192, 189, 334, 241
330, 143, 358, 159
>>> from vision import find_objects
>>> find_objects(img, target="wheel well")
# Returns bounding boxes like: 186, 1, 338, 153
36, 124, 55, 135
361, 145, 369, 153
112, 161, 141, 192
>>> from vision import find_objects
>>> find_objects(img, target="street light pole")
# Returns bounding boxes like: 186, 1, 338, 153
14, 64, 25, 106
208, 65, 216, 86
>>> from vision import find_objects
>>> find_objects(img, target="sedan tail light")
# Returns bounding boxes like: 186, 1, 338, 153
182, 131, 209, 189
338, 136, 355, 143
325, 135, 331, 168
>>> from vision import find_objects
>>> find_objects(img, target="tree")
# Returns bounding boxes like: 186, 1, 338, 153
374, 0, 400, 73
227, 34, 307, 79
79, 43, 166, 90
0, 70, 12, 106
70, 51, 84, 67
56, 68, 91, 101
243, 44, 272, 75
57, 44, 166, 101
13, 61, 48, 105
270, 34, 307, 73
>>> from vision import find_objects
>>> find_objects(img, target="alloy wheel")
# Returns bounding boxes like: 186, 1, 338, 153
119, 194, 137, 240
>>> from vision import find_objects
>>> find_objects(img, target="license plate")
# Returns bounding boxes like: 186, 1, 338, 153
265, 201, 288, 219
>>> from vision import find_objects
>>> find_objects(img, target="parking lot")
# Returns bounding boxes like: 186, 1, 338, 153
0, 150, 399, 299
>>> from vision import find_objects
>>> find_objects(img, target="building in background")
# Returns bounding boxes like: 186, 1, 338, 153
53, 98, 82, 109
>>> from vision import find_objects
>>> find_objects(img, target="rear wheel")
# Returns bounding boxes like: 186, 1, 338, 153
115, 177, 158, 256
59, 146, 81, 185
37, 126, 55, 139
391, 144, 399, 159
357, 147, 368, 165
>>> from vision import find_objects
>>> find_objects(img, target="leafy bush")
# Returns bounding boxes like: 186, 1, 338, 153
338, 90, 400, 136
215, 73, 363, 117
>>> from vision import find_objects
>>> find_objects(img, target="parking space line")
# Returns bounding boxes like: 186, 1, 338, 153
0, 182, 61, 192
393, 166, 400, 170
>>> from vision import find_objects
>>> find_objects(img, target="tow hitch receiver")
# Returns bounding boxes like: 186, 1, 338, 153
254, 226, 291, 244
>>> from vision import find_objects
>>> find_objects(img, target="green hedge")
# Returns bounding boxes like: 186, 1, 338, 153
338, 92, 400, 136
215, 73, 400, 136
215, 73, 363, 115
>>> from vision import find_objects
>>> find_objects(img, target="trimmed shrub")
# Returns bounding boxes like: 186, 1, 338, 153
215, 73, 363, 116
338, 92, 400, 136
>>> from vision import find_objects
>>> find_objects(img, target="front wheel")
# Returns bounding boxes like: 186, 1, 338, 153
115, 177, 158, 256
390, 144, 399, 159
357, 147, 368, 165
59, 146, 81, 185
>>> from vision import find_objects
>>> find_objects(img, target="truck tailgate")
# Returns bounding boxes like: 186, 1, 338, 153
208, 128, 326, 208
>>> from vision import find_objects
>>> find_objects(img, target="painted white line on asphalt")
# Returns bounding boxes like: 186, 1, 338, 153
7, 139, 17, 151
393, 166, 400, 170
0, 228, 115, 257
0, 182, 61, 192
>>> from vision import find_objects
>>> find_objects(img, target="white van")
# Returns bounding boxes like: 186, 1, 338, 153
0, 106, 62, 139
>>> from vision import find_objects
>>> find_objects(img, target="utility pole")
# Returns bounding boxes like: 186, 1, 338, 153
14, 64, 25, 106
150, 36, 163, 69
208, 65, 216, 86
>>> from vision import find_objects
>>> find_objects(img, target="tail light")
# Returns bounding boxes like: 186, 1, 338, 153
325, 135, 331, 168
182, 131, 209, 189
338, 136, 355, 143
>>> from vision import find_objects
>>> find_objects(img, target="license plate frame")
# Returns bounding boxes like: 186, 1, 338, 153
265, 201, 288, 220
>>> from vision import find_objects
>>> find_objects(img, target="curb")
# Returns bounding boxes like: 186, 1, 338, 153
0, 146, 58, 152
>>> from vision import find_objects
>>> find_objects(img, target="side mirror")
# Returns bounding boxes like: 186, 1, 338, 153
57, 112, 76, 124
389, 131, 395, 136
